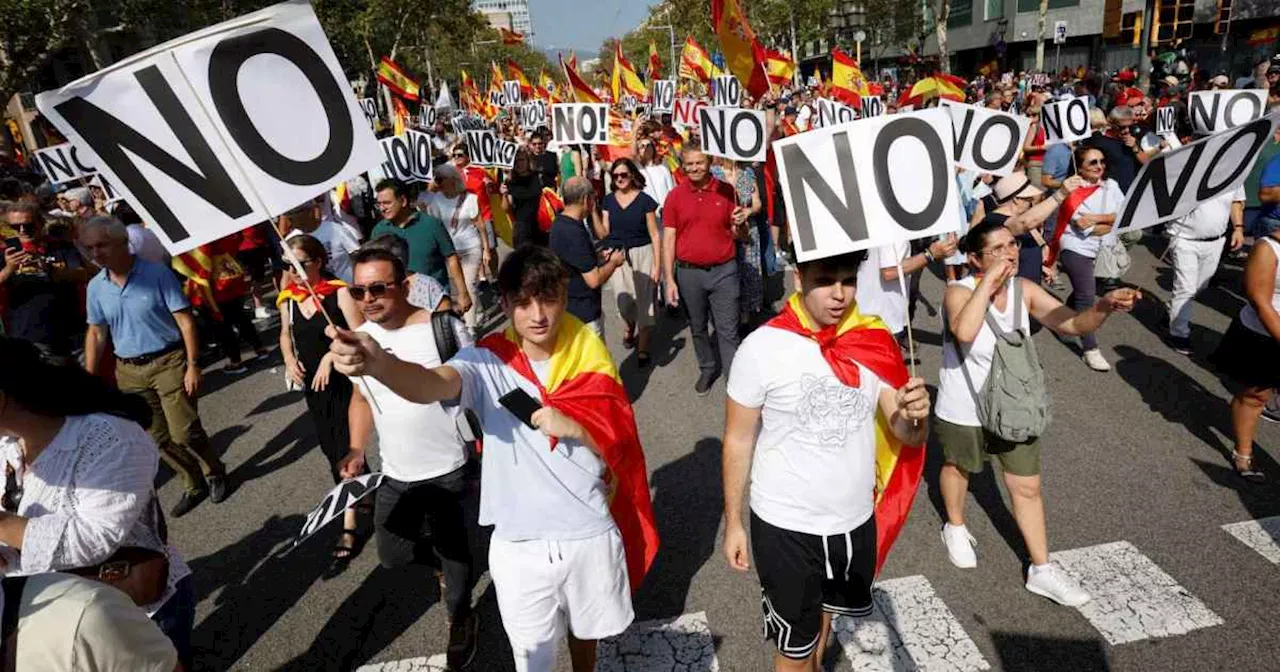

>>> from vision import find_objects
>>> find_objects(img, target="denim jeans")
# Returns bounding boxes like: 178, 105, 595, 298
151, 575, 196, 671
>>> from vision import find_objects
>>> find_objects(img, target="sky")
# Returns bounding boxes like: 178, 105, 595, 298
527, 0, 659, 57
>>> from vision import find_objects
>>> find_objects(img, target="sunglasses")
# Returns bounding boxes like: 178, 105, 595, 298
348, 282, 396, 301
612, 172, 631, 179
1084, 158, 1106, 167
13, 222, 38, 232
451, 153, 467, 159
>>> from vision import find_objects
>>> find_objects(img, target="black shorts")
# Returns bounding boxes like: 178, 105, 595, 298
751, 512, 876, 660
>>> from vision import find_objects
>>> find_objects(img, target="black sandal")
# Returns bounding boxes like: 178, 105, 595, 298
637, 351, 651, 368
323, 528, 359, 579
1233, 451, 1266, 484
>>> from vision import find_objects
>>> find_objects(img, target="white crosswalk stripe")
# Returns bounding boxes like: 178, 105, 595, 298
1221, 516, 1280, 564
1050, 541, 1222, 645
597, 611, 720, 671
833, 575, 991, 671
354, 654, 447, 671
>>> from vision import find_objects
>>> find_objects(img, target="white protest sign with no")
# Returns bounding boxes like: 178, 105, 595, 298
1155, 106, 1176, 136
1040, 95, 1092, 145
405, 129, 433, 181
1117, 113, 1280, 233
503, 81, 522, 106
1188, 90, 1267, 136
295, 473, 384, 546
673, 98, 706, 130
861, 96, 884, 118
817, 98, 857, 128
938, 100, 1030, 177
699, 107, 767, 162
34, 142, 98, 184
465, 130, 518, 168
522, 100, 548, 130
711, 75, 741, 108
773, 108, 961, 262
88, 173, 125, 204
358, 97, 378, 128
35, 0, 380, 255
379, 135, 417, 182
550, 103, 610, 145
651, 80, 675, 113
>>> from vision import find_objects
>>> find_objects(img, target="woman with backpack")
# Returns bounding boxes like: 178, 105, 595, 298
935, 220, 1140, 607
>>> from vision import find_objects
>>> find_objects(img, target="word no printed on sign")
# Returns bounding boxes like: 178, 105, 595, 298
699, 107, 767, 163
551, 103, 610, 145
938, 100, 1030, 177
1040, 95, 1092, 145
418, 105, 437, 129
503, 81, 522, 106
296, 473, 384, 545
1117, 112, 1280, 233
816, 98, 857, 128
711, 75, 741, 108
861, 96, 884, 118
1155, 106, 1176, 136
1188, 90, 1267, 136
673, 97, 707, 130
34, 142, 98, 184
465, 130, 518, 169
651, 80, 675, 114
522, 100, 547, 130
358, 97, 378, 128
773, 108, 961, 263
452, 113, 487, 132
35, 0, 381, 255
378, 131, 431, 183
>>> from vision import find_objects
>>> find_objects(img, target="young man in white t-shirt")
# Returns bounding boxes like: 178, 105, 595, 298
334, 247, 477, 669
856, 237, 956, 349
328, 245, 659, 672
722, 250, 931, 672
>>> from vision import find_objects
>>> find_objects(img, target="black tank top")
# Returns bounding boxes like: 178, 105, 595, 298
289, 291, 348, 372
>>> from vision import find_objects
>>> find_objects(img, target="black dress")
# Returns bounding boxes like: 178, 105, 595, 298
289, 291, 355, 483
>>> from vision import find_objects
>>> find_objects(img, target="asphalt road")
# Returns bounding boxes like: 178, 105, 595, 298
171, 234, 1280, 671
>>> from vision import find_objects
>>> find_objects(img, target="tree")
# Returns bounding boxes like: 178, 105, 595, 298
1035, 0, 1049, 71
936, 0, 951, 74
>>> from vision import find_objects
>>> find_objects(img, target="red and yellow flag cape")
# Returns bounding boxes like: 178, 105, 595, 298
275, 278, 346, 308
478, 315, 660, 590
765, 294, 924, 575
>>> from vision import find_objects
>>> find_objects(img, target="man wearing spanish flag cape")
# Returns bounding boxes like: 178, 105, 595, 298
722, 249, 929, 671
328, 245, 659, 672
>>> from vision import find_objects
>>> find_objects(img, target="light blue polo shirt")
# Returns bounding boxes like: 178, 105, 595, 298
86, 258, 190, 358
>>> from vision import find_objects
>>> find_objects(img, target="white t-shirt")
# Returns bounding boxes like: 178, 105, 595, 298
358, 320, 472, 482
935, 276, 1029, 427
419, 191, 483, 252
640, 164, 676, 216
1169, 186, 1245, 240
447, 347, 615, 542
1057, 178, 1125, 259
727, 326, 883, 536
126, 225, 170, 266
309, 217, 362, 284
796, 104, 814, 131
855, 242, 910, 334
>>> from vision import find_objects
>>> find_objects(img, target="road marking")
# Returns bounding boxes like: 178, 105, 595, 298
833, 575, 990, 671
1222, 516, 1280, 564
354, 654, 446, 671
597, 611, 720, 671
1050, 540, 1222, 645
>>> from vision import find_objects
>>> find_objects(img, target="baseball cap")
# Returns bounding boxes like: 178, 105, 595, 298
992, 172, 1044, 203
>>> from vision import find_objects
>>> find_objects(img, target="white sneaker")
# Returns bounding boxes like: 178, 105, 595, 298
1082, 349, 1111, 372
253, 306, 272, 320
1025, 563, 1091, 607
941, 523, 977, 569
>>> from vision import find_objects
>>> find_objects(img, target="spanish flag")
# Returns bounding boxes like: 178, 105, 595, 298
764, 48, 796, 88
507, 59, 534, 98
376, 57, 420, 102
647, 40, 663, 82
711, 0, 770, 99
479, 315, 660, 591
830, 48, 870, 107
490, 61, 505, 88
562, 55, 603, 104
391, 96, 409, 136
565, 50, 579, 72
765, 294, 924, 576
275, 278, 347, 308
499, 26, 525, 45
611, 42, 647, 102
679, 36, 716, 84
172, 236, 249, 320
537, 69, 562, 103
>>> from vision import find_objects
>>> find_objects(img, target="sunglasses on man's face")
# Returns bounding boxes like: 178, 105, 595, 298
348, 282, 396, 301
13, 223, 38, 233
452, 153, 467, 159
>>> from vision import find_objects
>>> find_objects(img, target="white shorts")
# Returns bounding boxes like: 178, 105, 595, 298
488, 528, 633, 670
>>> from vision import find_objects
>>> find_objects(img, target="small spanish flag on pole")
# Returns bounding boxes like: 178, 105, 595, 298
376, 57, 420, 102
499, 26, 525, 45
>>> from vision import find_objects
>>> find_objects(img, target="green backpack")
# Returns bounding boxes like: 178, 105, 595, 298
952, 280, 1052, 443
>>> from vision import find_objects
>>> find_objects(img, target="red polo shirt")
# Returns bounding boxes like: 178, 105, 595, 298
662, 177, 737, 266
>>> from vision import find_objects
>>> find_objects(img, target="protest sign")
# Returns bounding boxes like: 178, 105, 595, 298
465, 130, 518, 168
1040, 95, 1092, 145
34, 142, 98, 184
699, 107, 767, 162
378, 135, 417, 182
673, 97, 706, 130
621, 94, 638, 114
550, 103, 610, 145
35, 0, 380, 255
861, 96, 885, 118
418, 105, 437, 129
522, 100, 548, 130
773, 108, 961, 262
295, 473, 384, 546
1155, 106, 1176, 136
488, 89, 508, 108
938, 100, 1030, 177
88, 173, 124, 204
358, 97, 378, 128
405, 129, 433, 181
651, 80, 675, 113
452, 113, 487, 132
503, 81, 522, 106
816, 98, 857, 128
711, 75, 741, 108
1189, 90, 1266, 136
1117, 113, 1280, 233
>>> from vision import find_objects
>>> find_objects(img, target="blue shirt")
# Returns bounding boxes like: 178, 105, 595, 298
86, 258, 190, 358
602, 191, 659, 249
1043, 143, 1072, 183
1260, 154, 1280, 219
548, 213, 602, 324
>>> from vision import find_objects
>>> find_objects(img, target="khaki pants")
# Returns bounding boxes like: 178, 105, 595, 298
115, 349, 225, 494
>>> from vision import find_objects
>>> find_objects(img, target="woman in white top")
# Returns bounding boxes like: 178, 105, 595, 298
1053, 145, 1127, 372
1209, 217, 1280, 483
417, 163, 491, 329
635, 138, 676, 220
0, 337, 195, 669
935, 221, 1139, 607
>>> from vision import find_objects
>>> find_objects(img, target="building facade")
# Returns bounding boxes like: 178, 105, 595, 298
473, 0, 533, 36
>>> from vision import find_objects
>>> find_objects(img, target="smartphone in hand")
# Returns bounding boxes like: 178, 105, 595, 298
498, 388, 542, 430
